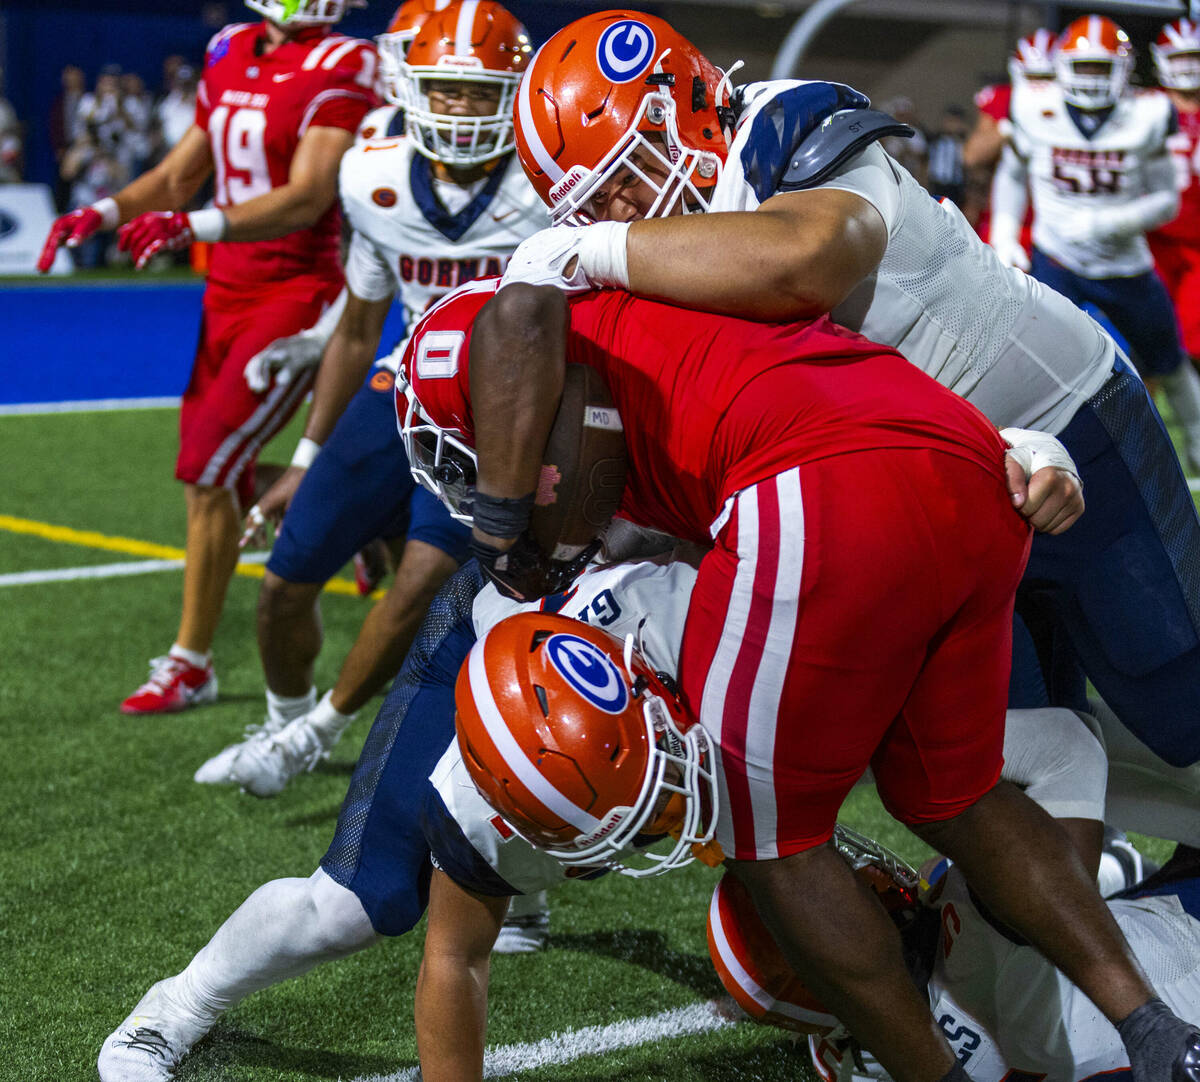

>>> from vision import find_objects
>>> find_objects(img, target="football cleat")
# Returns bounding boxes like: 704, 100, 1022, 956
1098, 828, 1157, 896
193, 717, 286, 785
97, 980, 209, 1082
228, 715, 333, 798
494, 892, 550, 954
120, 655, 217, 715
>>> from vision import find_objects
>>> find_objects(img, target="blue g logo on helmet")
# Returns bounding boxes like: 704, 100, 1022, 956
596, 19, 657, 84
545, 634, 629, 714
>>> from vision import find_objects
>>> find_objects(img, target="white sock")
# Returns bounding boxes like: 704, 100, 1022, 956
265, 686, 318, 726
505, 890, 549, 921
165, 868, 378, 1025
308, 689, 357, 746
169, 643, 210, 669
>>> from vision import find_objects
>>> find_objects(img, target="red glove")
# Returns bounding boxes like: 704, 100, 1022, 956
117, 212, 195, 270
36, 207, 104, 273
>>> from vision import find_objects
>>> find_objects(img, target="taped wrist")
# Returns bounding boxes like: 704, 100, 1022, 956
472, 491, 535, 540
1000, 428, 1080, 484
575, 222, 630, 289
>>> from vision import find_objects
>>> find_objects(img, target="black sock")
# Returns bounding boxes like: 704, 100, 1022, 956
1117, 997, 1200, 1082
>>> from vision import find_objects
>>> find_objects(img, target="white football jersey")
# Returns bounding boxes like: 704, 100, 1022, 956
428, 557, 699, 894
929, 868, 1200, 1081
338, 133, 550, 371
711, 80, 1114, 435
1010, 83, 1175, 278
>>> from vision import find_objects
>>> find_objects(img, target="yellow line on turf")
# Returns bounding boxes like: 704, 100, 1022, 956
0, 513, 366, 597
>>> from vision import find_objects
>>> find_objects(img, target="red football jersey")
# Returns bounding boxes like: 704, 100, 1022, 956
404, 280, 1006, 544
973, 83, 1012, 124
1154, 102, 1200, 245
195, 22, 378, 291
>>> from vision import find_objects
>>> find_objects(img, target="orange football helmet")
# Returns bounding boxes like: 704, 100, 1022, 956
1154, 19, 1200, 92
1009, 28, 1056, 83
454, 611, 718, 877
707, 826, 920, 1035
1054, 14, 1133, 109
377, 0, 454, 105
403, 0, 533, 167
514, 10, 734, 223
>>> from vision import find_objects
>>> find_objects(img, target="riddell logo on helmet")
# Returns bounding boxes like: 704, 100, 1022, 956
548, 166, 590, 205
576, 809, 627, 848
436, 55, 483, 69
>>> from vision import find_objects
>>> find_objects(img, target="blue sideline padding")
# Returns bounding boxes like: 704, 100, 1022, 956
0, 282, 408, 407
1, 282, 206, 406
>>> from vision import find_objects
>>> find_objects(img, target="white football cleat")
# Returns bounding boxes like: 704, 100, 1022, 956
494, 891, 550, 954
229, 715, 333, 798
193, 718, 285, 785
97, 979, 209, 1082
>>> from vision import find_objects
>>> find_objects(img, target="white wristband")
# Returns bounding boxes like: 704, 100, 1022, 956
290, 437, 322, 469
91, 197, 120, 229
575, 221, 630, 289
188, 207, 229, 243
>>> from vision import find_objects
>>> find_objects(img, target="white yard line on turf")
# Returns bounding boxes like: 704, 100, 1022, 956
1192, 477, 1200, 494
0, 551, 269, 586
353, 999, 741, 1082
0, 396, 180, 416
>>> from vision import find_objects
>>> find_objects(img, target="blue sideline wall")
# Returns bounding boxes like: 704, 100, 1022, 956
0, 280, 407, 407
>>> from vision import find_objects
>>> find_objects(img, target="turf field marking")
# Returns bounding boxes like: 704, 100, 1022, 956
353, 998, 741, 1082
0, 514, 363, 596
1192, 478, 1200, 494
0, 396, 180, 416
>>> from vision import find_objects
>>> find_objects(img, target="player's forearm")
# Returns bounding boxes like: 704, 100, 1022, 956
112, 128, 212, 221
415, 954, 488, 1081
625, 191, 886, 320
470, 284, 566, 505
1101, 158, 1180, 238
221, 182, 337, 241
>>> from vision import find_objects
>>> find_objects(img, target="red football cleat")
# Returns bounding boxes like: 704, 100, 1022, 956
120, 654, 218, 715
352, 538, 391, 597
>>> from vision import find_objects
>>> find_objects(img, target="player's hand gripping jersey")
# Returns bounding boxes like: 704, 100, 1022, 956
709, 80, 1114, 435
196, 22, 378, 290
339, 126, 549, 371
401, 279, 1008, 546
1007, 78, 1178, 278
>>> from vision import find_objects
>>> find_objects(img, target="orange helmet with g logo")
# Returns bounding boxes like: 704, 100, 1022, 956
454, 611, 718, 877
514, 10, 733, 223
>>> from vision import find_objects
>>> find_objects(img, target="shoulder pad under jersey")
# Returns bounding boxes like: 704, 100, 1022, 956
779, 109, 914, 191
735, 81, 874, 203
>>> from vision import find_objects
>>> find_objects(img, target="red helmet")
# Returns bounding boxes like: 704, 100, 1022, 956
1054, 15, 1133, 109
707, 827, 920, 1034
377, 0, 454, 104
514, 10, 733, 223
1009, 28, 1056, 82
1154, 19, 1200, 92
402, 0, 533, 167
454, 611, 719, 877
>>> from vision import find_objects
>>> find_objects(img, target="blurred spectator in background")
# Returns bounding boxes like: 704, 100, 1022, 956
50, 66, 87, 208
77, 67, 129, 160
156, 63, 198, 151
880, 96, 927, 186
0, 66, 22, 183
120, 72, 156, 176
59, 123, 127, 267
926, 103, 968, 206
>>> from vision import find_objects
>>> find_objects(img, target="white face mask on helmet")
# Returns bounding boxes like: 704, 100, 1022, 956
244, 0, 350, 28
